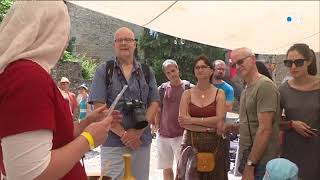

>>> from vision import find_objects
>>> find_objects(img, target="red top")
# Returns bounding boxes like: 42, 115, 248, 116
159, 83, 185, 138
0, 60, 87, 179
189, 90, 219, 118
189, 101, 217, 118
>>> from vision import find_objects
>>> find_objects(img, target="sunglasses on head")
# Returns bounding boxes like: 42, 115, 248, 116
283, 59, 306, 68
231, 56, 251, 68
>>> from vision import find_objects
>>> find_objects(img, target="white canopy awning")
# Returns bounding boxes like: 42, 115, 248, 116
70, 1, 319, 54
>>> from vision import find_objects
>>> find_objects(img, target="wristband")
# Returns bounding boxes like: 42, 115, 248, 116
81, 131, 95, 150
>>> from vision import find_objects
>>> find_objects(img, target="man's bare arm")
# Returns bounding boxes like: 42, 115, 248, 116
248, 111, 274, 163
145, 101, 160, 125
225, 101, 233, 112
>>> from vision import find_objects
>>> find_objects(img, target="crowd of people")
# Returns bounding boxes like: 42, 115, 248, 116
0, 1, 319, 180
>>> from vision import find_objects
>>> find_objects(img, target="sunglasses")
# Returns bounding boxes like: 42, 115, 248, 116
283, 59, 306, 68
231, 56, 251, 68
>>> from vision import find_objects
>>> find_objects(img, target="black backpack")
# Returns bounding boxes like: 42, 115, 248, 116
159, 81, 191, 110
105, 60, 151, 87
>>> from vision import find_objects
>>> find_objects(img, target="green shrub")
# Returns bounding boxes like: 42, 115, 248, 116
0, 0, 13, 22
62, 51, 98, 80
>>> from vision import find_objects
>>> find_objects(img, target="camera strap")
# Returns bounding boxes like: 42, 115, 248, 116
136, 75, 143, 104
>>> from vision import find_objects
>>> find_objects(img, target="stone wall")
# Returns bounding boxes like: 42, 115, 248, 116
51, 61, 90, 93
66, 2, 143, 63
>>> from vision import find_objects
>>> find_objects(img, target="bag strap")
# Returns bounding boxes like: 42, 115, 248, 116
244, 91, 254, 146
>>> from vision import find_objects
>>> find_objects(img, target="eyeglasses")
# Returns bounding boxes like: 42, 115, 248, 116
215, 68, 226, 71
195, 65, 210, 70
231, 56, 251, 68
114, 38, 136, 44
283, 59, 306, 68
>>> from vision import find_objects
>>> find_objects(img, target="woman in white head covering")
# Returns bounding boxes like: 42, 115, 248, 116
0, 1, 117, 180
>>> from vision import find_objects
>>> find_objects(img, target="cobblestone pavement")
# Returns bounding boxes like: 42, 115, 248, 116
84, 139, 241, 180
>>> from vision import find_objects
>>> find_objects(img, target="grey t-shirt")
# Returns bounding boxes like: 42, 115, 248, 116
89, 59, 160, 147
239, 75, 280, 165
279, 81, 320, 179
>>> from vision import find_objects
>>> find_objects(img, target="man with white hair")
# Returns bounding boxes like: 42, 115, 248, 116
155, 59, 193, 180
230, 47, 280, 180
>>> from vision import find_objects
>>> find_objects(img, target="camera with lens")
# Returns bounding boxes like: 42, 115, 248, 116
123, 99, 148, 129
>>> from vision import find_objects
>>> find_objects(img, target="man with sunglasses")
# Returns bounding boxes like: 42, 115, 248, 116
89, 27, 160, 180
230, 47, 280, 180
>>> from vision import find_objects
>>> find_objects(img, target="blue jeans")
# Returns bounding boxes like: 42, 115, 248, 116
254, 164, 266, 180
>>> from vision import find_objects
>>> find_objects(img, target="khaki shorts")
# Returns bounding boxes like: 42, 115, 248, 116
156, 134, 183, 169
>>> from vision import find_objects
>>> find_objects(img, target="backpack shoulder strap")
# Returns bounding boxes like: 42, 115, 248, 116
159, 82, 168, 108
184, 81, 191, 90
105, 60, 115, 87
141, 63, 151, 84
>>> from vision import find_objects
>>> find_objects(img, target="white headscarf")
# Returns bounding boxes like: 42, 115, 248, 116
0, 0, 70, 74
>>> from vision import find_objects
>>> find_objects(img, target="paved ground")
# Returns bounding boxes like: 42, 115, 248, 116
84, 139, 242, 180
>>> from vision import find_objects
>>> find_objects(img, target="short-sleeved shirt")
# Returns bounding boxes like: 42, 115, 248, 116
158, 80, 189, 138
214, 81, 235, 102
239, 75, 280, 165
0, 60, 87, 179
279, 81, 320, 179
89, 59, 160, 147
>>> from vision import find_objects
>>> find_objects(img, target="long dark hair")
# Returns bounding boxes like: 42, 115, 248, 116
256, 61, 273, 80
286, 43, 317, 75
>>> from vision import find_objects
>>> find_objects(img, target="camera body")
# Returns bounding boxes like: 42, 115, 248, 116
123, 99, 148, 129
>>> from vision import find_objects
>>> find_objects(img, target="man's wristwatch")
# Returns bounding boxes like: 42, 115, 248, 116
246, 160, 257, 167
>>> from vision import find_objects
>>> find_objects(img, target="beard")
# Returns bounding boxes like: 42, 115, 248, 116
214, 74, 224, 80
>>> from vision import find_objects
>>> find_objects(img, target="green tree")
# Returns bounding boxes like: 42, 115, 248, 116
62, 51, 98, 80
0, 0, 13, 22
138, 29, 227, 84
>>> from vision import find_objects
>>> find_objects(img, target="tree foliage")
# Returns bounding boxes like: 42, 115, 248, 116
62, 38, 98, 80
62, 51, 98, 80
0, 0, 13, 22
137, 29, 227, 84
